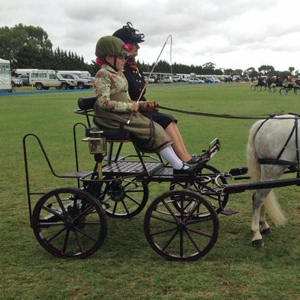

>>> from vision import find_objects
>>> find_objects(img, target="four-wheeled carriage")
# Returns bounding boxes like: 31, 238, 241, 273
24, 96, 300, 261
23, 96, 227, 261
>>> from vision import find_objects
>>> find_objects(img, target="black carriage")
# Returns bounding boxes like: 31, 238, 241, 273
279, 83, 300, 96
24, 96, 232, 261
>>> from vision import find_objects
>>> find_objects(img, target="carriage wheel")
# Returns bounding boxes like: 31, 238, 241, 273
32, 188, 107, 259
250, 85, 256, 91
144, 190, 219, 261
280, 87, 287, 95
170, 164, 229, 215
294, 88, 300, 95
268, 86, 276, 93
260, 85, 266, 91
88, 176, 149, 218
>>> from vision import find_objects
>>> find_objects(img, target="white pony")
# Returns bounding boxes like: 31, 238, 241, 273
246, 114, 300, 247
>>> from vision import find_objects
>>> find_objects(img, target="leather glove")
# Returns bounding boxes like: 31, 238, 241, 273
145, 101, 159, 113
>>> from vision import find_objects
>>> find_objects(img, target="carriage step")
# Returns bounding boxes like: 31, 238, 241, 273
220, 209, 238, 216
61, 171, 94, 178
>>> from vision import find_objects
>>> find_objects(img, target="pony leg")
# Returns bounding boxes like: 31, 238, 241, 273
251, 189, 271, 247
260, 205, 271, 235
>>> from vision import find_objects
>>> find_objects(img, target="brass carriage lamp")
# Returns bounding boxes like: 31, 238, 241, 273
87, 130, 107, 179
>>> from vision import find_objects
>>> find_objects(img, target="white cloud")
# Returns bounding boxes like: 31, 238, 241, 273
1, 0, 300, 71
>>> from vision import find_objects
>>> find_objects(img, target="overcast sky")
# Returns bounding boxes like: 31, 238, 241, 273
1, 0, 300, 72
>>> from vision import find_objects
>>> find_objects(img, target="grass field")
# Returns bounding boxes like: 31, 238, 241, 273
1, 83, 300, 300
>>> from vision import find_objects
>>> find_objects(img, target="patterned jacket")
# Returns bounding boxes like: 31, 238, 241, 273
93, 64, 136, 112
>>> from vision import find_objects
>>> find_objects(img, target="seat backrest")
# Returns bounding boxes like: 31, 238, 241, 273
78, 96, 97, 111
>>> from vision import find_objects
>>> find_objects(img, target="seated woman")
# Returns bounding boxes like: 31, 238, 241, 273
93, 35, 197, 174
113, 22, 199, 164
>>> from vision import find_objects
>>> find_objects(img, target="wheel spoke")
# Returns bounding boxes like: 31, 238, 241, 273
185, 229, 202, 252
162, 200, 179, 222
112, 201, 118, 214
180, 231, 183, 257
41, 205, 64, 220
124, 194, 141, 206
150, 226, 177, 237
121, 200, 130, 215
54, 193, 68, 217
45, 227, 66, 244
184, 201, 201, 223
73, 229, 84, 252
72, 204, 94, 222
38, 221, 65, 228
150, 214, 177, 225
74, 226, 98, 242
187, 227, 212, 238
62, 229, 70, 253
162, 229, 179, 251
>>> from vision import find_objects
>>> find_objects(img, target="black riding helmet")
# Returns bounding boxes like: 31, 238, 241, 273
113, 22, 145, 44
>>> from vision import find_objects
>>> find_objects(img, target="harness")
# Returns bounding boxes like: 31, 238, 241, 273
257, 114, 300, 177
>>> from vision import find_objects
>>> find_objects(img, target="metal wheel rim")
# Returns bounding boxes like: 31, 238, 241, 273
32, 188, 107, 258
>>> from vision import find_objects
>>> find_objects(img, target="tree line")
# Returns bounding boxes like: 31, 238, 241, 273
0, 24, 298, 78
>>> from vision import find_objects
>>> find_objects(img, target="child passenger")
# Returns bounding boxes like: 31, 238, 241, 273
93, 36, 197, 174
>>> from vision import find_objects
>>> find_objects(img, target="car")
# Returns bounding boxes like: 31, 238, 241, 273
11, 77, 23, 87
59, 73, 93, 89
163, 76, 173, 83
18, 75, 29, 86
144, 76, 155, 83
188, 78, 204, 84
172, 76, 181, 82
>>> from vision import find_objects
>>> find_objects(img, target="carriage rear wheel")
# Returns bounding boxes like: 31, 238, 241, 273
32, 188, 107, 259
86, 176, 149, 218
294, 88, 300, 95
170, 164, 229, 215
280, 87, 288, 95
144, 190, 219, 261
250, 85, 256, 91
268, 86, 276, 93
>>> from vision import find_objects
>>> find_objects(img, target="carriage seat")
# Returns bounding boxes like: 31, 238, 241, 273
77, 96, 132, 141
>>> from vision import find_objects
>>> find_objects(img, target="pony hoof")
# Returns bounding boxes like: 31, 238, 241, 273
252, 239, 264, 248
261, 228, 272, 235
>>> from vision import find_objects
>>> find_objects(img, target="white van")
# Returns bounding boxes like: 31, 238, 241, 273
29, 70, 76, 90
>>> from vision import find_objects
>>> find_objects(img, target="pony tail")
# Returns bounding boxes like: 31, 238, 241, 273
246, 120, 263, 182
264, 190, 287, 227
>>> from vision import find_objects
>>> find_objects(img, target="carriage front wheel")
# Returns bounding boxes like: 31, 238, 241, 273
144, 190, 219, 261
32, 187, 107, 258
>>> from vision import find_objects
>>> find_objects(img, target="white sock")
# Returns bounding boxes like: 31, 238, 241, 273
159, 146, 184, 170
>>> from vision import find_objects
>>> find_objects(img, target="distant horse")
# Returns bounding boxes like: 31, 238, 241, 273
246, 114, 300, 247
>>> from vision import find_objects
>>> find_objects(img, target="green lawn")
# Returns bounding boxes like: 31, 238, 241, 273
1, 83, 300, 300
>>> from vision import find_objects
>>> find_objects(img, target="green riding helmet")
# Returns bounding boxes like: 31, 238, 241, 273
95, 36, 130, 59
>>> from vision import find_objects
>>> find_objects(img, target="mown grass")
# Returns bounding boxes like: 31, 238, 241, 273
1, 83, 300, 300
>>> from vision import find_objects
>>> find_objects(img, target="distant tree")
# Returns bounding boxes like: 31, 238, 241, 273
224, 68, 233, 75
258, 65, 275, 76
0, 24, 52, 68
288, 67, 295, 75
